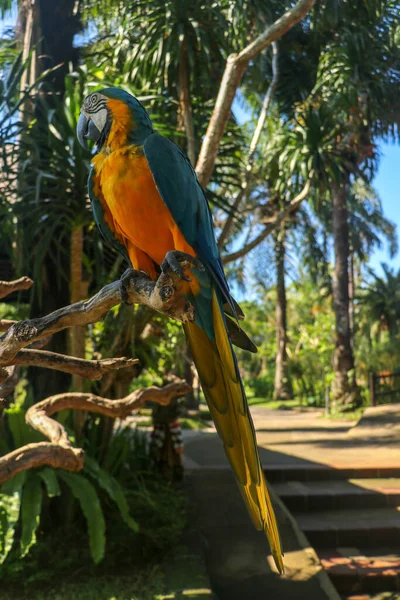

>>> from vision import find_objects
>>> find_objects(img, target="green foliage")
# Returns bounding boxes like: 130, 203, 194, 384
57, 471, 106, 564
0, 399, 140, 565
237, 272, 336, 406
84, 456, 139, 534
19, 476, 42, 558
0, 303, 29, 322
15, 73, 92, 295
0, 473, 26, 564
37, 469, 61, 498
358, 264, 400, 341
0, 419, 187, 599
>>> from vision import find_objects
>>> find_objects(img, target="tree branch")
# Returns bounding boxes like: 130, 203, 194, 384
0, 320, 17, 332
9, 349, 139, 380
222, 180, 311, 263
0, 365, 19, 400
218, 42, 279, 249
0, 381, 191, 485
195, 0, 315, 188
0, 276, 33, 300
0, 270, 195, 369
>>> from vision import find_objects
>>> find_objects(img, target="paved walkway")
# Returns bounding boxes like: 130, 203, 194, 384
184, 405, 400, 472
183, 404, 400, 600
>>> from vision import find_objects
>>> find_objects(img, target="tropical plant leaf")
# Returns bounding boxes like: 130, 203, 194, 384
5, 403, 44, 447
84, 456, 139, 533
20, 473, 42, 557
0, 472, 26, 564
38, 468, 61, 498
58, 471, 106, 564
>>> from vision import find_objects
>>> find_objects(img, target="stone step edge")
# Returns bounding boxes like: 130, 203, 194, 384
186, 464, 400, 481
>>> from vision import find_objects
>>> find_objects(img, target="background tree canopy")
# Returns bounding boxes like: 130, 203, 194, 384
0, 0, 399, 595
0, 0, 399, 408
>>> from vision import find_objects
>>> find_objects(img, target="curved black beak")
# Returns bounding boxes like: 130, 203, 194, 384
77, 113, 101, 151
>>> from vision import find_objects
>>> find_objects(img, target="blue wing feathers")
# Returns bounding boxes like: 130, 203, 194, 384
143, 133, 238, 322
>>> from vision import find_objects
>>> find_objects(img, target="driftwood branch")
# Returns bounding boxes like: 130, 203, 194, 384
218, 41, 279, 250
195, 0, 315, 187
0, 270, 195, 370
0, 381, 191, 484
0, 365, 19, 401
222, 180, 311, 263
0, 320, 17, 332
0, 276, 33, 300
9, 349, 139, 380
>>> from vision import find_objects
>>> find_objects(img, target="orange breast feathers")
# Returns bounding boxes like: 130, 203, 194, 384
91, 146, 197, 284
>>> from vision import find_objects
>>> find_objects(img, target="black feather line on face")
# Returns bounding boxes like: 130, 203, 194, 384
96, 118, 111, 151
83, 93, 107, 115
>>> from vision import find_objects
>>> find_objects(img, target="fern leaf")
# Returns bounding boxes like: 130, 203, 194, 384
0, 472, 26, 564
38, 468, 61, 498
84, 456, 139, 533
20, 473, 42, 557
58, 471, 106, 564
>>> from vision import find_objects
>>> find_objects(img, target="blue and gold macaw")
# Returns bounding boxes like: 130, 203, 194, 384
77, 88, 283, 572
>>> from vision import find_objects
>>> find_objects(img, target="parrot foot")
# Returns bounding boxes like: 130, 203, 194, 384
160, 251, 204, 282
119, 268, 150, 305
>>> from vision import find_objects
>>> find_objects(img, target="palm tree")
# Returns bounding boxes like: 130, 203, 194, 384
87, 0, 228, 165
269, 1, 399, 410
360, 265, 400, 342
341, 179, 397, 340
273, 226, 293, 400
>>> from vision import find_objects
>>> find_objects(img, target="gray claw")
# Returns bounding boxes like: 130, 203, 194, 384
161, 251, 204, 282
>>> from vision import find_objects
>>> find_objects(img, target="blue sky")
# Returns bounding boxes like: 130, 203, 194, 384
370, 142, 400, 274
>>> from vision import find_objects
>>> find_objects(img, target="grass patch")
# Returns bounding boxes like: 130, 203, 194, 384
0, 469, 188, 600
0, 566, 165, 600
324, 407, 365, 422
247, 397, 304, 410
136, 417, 210, 430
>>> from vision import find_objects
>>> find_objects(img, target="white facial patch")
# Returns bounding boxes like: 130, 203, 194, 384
82, 92, 108, 133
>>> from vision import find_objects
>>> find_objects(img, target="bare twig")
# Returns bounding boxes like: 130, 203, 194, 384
0, 381, 191, 484
0, 276, 33, 300
195, 0, 315, 187
222, 180, 311, 263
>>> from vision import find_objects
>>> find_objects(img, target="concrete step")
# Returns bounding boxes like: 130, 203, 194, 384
187, 468, 341, 599
295, 507, 400, 549
272, 479, 400, 512
318, 548, 400, 595
264, 465, 400, 483
345, 594, 400, 599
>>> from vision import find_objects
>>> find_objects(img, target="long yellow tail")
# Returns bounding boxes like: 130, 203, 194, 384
184, 290, 284, 573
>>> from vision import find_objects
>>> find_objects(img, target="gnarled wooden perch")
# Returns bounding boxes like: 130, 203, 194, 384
0, 266, 194, 485
0, 270, 195, 371
0, 381, 191, 484
0, 276, 33, 300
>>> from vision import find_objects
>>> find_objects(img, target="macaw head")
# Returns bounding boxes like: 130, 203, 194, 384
77, 87, 154, 151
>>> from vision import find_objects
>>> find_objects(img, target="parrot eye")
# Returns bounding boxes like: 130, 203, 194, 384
83, 93, 107, 115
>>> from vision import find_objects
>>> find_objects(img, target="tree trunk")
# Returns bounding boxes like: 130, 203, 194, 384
331, 181, 360, 410
348, 251, 355, 348
69, 226, 87, 439
273, 230, 293, 400
183, 345, 199, 410
69, 225, 86, 388
178, 41, 196, 166
16, 0, 82, 400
